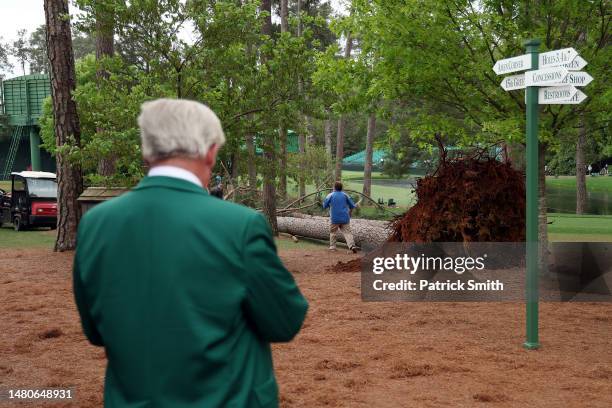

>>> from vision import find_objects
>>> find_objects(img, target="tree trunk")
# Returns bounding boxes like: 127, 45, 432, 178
278, 0, 288, 200
260, 0, 278, 234
296, 0, 306, 197
95, 2, 116, 177
324, 111, 333, 181
502, 143, 511, 163
279, 126, 288, 199
576, 117, 587, 214
334, 31, 353, 181
277, 215, 388, 249
246, 134, 257, 189
45, 0, 83, 251
538, 142, 548, 274
298, 129, 306, 197
305, 115, 315, 145
335, 117, 346, 181
280, 0, 288, 33
362, 113, 376, 197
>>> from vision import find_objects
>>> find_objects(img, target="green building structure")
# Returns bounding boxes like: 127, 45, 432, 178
0, 74, 54, 179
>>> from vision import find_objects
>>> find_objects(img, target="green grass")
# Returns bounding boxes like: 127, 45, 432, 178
0, 226, 56, 248
547, 213, 612, 241
0, 181, 10, 191
275, 234, 328, 250
546, 175, 612, 192
0, 225, 328, 250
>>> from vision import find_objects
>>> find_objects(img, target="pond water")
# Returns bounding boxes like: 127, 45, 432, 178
361, 178, 612, 215
547, 186, 612, 215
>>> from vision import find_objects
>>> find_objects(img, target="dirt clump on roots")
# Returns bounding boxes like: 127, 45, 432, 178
328, 258, 361, 273
389, 144, 525, 243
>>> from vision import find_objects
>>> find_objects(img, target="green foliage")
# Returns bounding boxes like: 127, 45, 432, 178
0, 36, 12, 76
287, 145, 331, 188
26, 25, 48, 74
345, 0, 610, 152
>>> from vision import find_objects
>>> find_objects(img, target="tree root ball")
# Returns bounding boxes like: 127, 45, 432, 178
389, 158, 525, 242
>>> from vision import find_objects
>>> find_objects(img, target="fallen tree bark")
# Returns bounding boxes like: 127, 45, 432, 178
277, 215, 389, 249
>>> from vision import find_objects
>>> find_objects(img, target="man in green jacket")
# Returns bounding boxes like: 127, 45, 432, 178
73, 99, 308, 407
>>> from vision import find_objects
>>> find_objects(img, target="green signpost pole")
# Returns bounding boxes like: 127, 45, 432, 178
524, 39, 541, 350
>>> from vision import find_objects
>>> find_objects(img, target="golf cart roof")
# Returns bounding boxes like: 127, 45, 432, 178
11, 171, 57, 179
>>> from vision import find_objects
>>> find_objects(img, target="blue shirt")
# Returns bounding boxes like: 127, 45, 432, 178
323, 190, 356, 225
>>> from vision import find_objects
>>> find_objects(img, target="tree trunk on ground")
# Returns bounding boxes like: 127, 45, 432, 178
277, 215, 388, 249
324, 111, 333, 181
95, 2, 116, 177
279, 126, 288, 199
362, 113, 376, 197
538, 142, 548, 273
45, 0, 83, 251
260, 0, 278, 234
335, 31, 353, 181
576, 117, 587, 215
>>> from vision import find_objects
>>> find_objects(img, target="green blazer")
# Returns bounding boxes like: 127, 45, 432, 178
73, 176, 308, 407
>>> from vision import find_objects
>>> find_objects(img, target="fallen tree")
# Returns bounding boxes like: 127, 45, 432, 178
277, 215, 389, 249
389, 140, 525, 242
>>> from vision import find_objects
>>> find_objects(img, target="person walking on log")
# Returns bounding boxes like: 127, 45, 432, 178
323, 181, 360, 253
73, 99, 308, 407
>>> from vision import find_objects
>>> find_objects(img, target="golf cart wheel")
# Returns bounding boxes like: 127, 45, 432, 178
13, 216, 23, 232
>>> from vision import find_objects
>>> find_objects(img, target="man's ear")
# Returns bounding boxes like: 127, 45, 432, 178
205, 144, 219, 167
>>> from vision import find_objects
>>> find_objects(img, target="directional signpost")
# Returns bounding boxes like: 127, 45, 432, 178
493, 40, 592, 350
538, 85, 578, 104
562, 55, 588, 71
561, 71, 594, 87
561, 89, 588, 104
539, 47, 578, 68
501, 74, 525, 91
493, 54, 532, 75
525, 66, 569, 86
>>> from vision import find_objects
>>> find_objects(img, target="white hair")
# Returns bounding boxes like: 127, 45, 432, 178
138, 98, 225, 161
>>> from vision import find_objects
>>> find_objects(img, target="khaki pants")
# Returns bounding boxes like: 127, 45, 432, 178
330, 223, 355, 249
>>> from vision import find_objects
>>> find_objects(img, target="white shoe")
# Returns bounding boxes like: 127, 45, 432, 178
329, 246, 337, 251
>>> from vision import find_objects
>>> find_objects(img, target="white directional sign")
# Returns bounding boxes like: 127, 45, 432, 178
500, 74, 526, 91
562, 55, 588, 71
538, 85, 578, 104
493, 54, 531, 75
525, 66, 569, 86
560, 71, 593, 87
539, 47, 578, 68
559, 89, 588, 104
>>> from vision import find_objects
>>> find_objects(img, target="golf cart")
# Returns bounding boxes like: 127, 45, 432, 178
0, 171, 58, 231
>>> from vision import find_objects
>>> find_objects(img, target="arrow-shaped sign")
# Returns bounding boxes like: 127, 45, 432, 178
539, 47, 579, 68
501, 74, 526, 91
562, 55, 588, 71
525, 66, 569, 86
560, 71, 593, 87
558, 89, 588, 104
493, 54, 531, 75
538, 85, 578, 104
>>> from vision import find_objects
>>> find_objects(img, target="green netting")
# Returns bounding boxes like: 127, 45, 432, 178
2, 74, 51, 126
